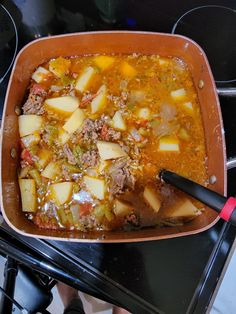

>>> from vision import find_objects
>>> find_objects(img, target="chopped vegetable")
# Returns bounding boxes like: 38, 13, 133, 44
19, 179, 37, 212
29, 169, 42, 185
162, 198, 201, 219
70, 204, 80, 222
75, 66, 95, 92
80, 93, 98, 108
97, 141, 127, 160
49, 182, 73, 205
63, 108, 85, 134
18, 115, 43, 137
83, 176, 105, 200
178, 128, 190, 141
93, 55, 114, 71
79, 203, 92, 216
41, 162, 60, 180
114, 199, 133, 217
32, 66, 50, 83
36, 149, 52, 169
21, 149, 34, 165
45, 96, 79, 115
49, 57, 71, 78
91, 85, 107, 114
143, 186, 161, 213
170, 88, 186, 100
182, 101, 193, 112
158, 136, 180, 152
112, 111, 126, 131
58, 128, 70, 145
21, 133, 40, 148
121, 62, 137, 78
137, 107, 151, 120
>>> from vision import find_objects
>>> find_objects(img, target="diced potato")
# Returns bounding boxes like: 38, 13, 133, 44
45, 96, 78, 115
83, 176, 105, 200
158, 136, 180, 152
94, 55, 114, 71
112, 111, 126, 131
75, 66, 95, 92
19, 179, 37, 212
170, 88, 186, 100
70, 204, 80, 223
21, 133, 40, 148
98, 160, 109, 172
36, 149, 52, 169
91, 85, 107, 114
114, 199, 133, 217
19, 166, 31, 179
18, 115, 43, 137
58, 128, 70, 145
41, 161, 60, 180
49, 57, 71, 78
182, 101, 193, 112
121, 62, 137, 78
50, 182, 73, 205
143, 186, 161, 213
63, 108, 85, 134
31, 66, 50, 83
29, 169, 41, 185
163, 198, 201, 218
97, 141, 127, 160
137, 107, 151, 120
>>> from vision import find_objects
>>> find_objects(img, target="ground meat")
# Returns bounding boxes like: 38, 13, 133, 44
63, 144, 77, 165
124, 213, 140, 227
62, 165, 71, 180
108, 157, 136, 195
80, 150, 99, 168
79, 215, 99, 231
81, 116, 120, 144
22, 84, 47, 115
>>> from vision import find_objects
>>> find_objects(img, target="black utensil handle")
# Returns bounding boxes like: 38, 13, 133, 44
159, 170, 236, 226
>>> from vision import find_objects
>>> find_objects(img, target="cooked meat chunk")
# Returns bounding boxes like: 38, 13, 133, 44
81, 150, 99, 168
125, 213, 140, 227
108, 157, 136, 195
81, 116, 121, 144
63, 144, 77, 165
23, 84, 47, 115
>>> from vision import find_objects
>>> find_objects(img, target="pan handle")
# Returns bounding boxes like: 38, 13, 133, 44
216, 87, 236, 97
226, 157, 236, 170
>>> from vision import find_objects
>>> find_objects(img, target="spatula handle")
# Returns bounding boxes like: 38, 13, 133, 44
160, 170, 236, 226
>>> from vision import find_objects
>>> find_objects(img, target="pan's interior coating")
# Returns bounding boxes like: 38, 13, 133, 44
18, 53, 208, 232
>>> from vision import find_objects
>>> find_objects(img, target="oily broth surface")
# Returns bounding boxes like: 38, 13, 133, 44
19, 54, 208, 231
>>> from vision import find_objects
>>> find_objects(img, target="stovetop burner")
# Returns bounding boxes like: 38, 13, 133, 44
0, 4, 18, 84
172, 5, 236, 84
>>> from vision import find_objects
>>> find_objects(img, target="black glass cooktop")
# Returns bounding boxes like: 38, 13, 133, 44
1, 1, 236, 313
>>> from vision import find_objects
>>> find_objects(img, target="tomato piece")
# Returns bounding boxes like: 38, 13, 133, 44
21, 149, 34, 165
79, 203, 92, 216
31, 83, 46, 95
100, 124, 109, 140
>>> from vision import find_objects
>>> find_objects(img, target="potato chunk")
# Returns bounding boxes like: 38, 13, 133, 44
83, 176, 105, 200
58, 128, 70, 145
18, 115, 43, 137
50, 182, 73, 205
182, 101, 193, 112
49, 57, 71, 78
36, 149, 52, 169
63, 108, 85, 134
94, 55, 114, 71
143, 186, 161, 213
114, 199, 133, 217
112, 111, 126, 131
163, 198, 201, 219
45, 96, 78, 115
158, 136, 180, 152
75, 66, 95, 92
41, 161, 60, 180
19, 179, 37, 212
91, 85, 107, 114
121, 62, 137, 78
97, 141, 127, 160
31, 66, 50, 83
170, 88, 186, 100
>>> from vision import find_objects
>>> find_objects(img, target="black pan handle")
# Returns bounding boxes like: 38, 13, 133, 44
216, 87, 236, 97
159, 170, 236, 226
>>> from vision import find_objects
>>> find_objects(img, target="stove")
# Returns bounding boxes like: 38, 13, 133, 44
1, 1, 236, 313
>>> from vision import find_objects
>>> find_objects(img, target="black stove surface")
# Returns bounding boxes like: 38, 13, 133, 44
1, 1, 236, 313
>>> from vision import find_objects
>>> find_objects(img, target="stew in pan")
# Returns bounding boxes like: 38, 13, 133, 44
18, 53, 208, 231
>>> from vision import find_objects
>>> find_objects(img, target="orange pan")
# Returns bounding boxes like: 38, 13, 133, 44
0, 31, 228, 242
